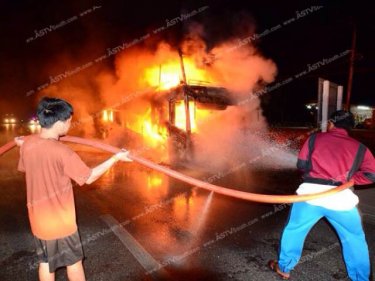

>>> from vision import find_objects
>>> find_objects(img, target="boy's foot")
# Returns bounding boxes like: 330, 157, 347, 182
268, 260, 290, 280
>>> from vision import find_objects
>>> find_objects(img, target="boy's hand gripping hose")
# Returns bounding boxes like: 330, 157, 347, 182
0, 136, 354, 204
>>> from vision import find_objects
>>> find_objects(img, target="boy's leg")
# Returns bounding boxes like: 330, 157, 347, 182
278, 202, 323, 273
67, 260, 86, 281
325, 208, 370, 281
39, 262, 55, 281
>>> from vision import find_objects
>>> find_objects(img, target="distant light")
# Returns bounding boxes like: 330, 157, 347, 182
4, 118, 9, 123
306, 105, 312, 109
357, 105, 370, 110
10, 118, 16, 123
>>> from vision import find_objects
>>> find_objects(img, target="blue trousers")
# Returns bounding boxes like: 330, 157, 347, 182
278, 202, 370, 281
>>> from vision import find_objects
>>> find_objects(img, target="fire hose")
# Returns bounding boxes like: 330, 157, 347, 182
0, 135, 354, 204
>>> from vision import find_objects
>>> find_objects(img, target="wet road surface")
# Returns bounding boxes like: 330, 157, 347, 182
1, 125, 375, 281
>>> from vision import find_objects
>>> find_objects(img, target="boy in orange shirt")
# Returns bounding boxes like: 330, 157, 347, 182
16, 97, 132, 281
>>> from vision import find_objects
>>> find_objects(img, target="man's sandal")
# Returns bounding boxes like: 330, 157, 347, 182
268, 260, 290, 280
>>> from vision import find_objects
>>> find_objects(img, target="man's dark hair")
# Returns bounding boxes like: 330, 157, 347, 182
329, 110, 355, 131
37, 97, 73, 128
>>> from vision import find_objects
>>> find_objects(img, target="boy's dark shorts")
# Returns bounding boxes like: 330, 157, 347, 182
34, 231, 84, 273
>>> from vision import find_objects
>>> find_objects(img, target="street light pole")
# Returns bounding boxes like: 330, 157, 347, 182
346, 22, 357, 111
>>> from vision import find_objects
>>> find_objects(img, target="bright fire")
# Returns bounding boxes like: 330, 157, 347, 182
147, 174, 163, 188
127, 107, 168, 147
175, 101, 211, 133
175, 101, 194, 131
102, 109, 114, 122
125, 55, 214, 146
143, 58, 211, 90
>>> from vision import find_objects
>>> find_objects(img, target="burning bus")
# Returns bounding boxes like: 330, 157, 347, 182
97, 82, 233, 165
92, 49, 235, 165
88, 39, 276, 168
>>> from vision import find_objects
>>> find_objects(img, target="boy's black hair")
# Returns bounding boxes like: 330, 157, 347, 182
37, 97, 73, 128
329, 110, 355, 131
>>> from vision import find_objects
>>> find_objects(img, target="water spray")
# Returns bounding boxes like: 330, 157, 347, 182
190, 191, 214, 236
0, 136, 354, 204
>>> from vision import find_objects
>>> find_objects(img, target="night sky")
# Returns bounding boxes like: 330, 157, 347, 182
0, 0, 374, 124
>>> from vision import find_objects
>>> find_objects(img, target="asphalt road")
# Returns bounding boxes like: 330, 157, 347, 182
1, 126, 375, 281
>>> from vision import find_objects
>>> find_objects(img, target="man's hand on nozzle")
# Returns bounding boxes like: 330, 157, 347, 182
14, 136, 25, 147
114, 150, 133, 162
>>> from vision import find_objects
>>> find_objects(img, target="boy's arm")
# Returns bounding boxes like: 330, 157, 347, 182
15, 136, 30, 172
17, 144, 25, 172
64, 149, 132, 186
14, 136, 25, 147
85, 151, 132, 184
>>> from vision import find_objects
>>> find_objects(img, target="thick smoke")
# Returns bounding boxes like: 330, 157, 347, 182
177, 26, 297, 171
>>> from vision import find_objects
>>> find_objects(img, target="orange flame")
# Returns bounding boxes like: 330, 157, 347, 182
125, 56, 214, 146
102, 109, 114, 122
143, 58, 211, 90
147, 174, 163, 188
175, 101, 211, 133
126, 108, 168, 147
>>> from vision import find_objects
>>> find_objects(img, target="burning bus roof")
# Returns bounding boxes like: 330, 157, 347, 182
153, 84, 234, 110
170, 84, 234, 107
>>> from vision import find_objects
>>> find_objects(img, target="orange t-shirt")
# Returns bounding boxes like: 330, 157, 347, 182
18, 135, 91, 240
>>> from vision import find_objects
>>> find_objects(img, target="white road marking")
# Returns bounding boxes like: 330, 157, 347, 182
101, 214, 170, 280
